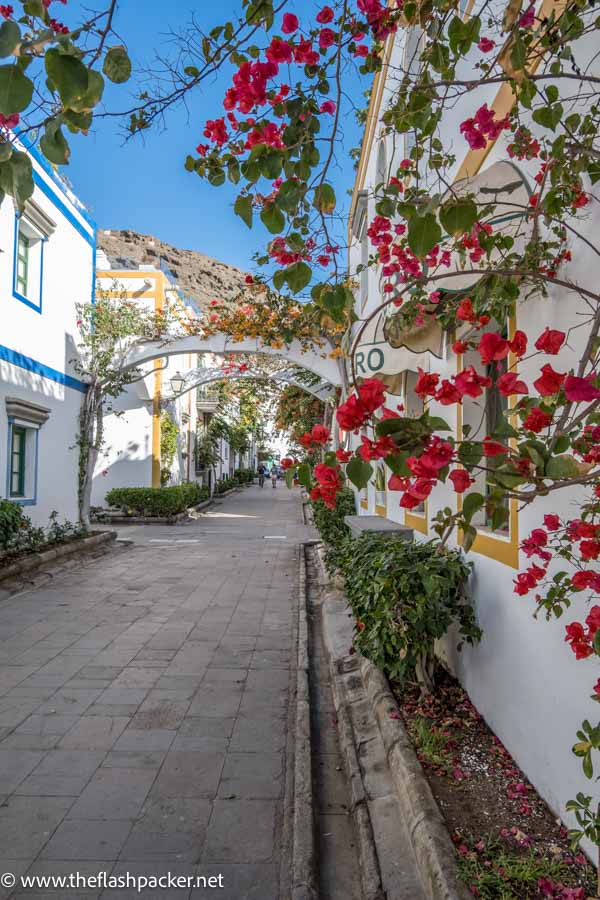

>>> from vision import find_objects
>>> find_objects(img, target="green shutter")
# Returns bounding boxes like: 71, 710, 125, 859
10, 426, 26, 497
16, 229, 29, 297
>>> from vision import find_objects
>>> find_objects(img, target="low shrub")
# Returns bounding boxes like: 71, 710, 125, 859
214, 478, 234, 495
234, 468, 255, 484
0, 500, 28, 550
310, 488, 356, 551
335, 533, 480, 691
105, 483, 207, 517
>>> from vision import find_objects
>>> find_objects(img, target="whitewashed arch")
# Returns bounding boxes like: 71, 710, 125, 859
163, 365, 335, 403
125, 334, 343, 386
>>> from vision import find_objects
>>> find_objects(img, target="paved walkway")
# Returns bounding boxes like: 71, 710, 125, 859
0, 485, 314, 899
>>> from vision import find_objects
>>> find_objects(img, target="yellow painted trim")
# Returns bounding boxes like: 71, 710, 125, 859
97, 270, 161, 280
151, 278, 166, 488
405, 505, 428, 535
454, 0, 566, 181
455, 314, 520, 568
375, 503, 387, 517
360, 498, 369, 510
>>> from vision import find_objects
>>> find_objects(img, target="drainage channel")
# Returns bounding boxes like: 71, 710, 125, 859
305, 546, 363, 900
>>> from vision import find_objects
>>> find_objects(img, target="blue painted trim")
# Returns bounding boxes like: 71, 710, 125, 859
91, 239, 97, 306
15, 131, 96, 230
0, 344, 87, 393
31, 169, 95, 248
5, 418, 38, 506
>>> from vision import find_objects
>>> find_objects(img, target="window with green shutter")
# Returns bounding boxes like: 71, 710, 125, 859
16, 230, 29, 297
10, 426, 26, 498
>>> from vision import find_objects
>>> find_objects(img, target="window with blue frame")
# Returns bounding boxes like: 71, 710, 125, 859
5, 399, 50, 507
9, 426, 26, 498
12, 201, 56, 313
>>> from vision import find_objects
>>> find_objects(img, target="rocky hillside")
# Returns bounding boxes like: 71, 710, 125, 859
97, 229, 248, 308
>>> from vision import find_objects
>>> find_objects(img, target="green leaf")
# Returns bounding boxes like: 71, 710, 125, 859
423, 415, 452, 432
234, 194, 253, 229
439, 198, 478, 236
40, 122, 70, 165
462, 524, 477, 552
462, 492, 485, 523
532, 104, 563, 131
545, 455, 581, 479
407, 213, 441, 258
260, 150, 283, 180
103, 46, 132, 84
45, 49, 89, 108
0, 64, 33, 115
458, 441, 483, 468
297, 463, 312, 489
0, 21, 20, 58
346, 456, 373, 490
385, 451, 411, 476
284, 261, 312, 294
69, 69, 104, 112
313, 182, 336, 214
260, 202, 285, 234
272, 268, 286, 291
0, 148, 33, 211
285, 467, 295, 489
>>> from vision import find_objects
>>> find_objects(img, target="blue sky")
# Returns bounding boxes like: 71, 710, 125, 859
64, 0, 368, 272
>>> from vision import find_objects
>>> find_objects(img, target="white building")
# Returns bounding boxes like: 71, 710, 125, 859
0, 140, 96, 525
347, 8, 599, 843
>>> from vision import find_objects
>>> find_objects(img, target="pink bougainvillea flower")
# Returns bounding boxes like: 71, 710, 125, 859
478, 37, 495, 52
544, 514, 561, 531
482, 437, 508, 457
318, 27, 336, 49
319, 100, 336, 115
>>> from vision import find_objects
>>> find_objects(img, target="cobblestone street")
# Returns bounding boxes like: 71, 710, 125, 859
0, 486, 314, 899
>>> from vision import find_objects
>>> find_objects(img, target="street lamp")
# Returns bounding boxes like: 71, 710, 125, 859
170, 372, 185, 396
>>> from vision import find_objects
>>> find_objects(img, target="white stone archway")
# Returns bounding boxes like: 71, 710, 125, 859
163, 365, 335, 403
125, 334, 344, 386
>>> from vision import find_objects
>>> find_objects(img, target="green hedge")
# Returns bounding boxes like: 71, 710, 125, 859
105, 483, 208, 517
310, 488, 357, 552
335, 533, 480, 690
0, 500, 29, 550
234, 468, 255, 484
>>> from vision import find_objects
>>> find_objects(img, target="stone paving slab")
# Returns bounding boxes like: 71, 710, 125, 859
0, 486, 315, 898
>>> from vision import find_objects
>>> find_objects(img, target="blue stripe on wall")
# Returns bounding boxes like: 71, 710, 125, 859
0, 345, 87, 393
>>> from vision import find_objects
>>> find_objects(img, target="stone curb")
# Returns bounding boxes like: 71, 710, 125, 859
92, 498, 215, 526
0, 531, 117, 585
313, 544, 471, 900
361, 660, 472, 900
320, 584, 386, 900
291, 543, 318, 900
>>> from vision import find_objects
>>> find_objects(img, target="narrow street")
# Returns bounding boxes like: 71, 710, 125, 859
0, 486, 318, 899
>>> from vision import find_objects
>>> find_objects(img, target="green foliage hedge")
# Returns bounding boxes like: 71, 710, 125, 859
105, 483, 208, 517
0, 499, 28, 550
310, 488, 356, 551
235, 468, 256, 484
335, 533, 480, 689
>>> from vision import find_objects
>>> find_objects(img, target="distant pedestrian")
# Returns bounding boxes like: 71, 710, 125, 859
271, 468, 277, 488
258, 463, 266, 488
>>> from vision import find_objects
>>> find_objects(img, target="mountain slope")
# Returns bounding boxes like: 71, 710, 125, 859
97, 228, 247, 308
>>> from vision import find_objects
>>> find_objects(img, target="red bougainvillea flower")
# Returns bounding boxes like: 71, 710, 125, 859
482, 437, 508, 457
572, 571, 600, 592
435, 380, 463, 405
299, 433, 314, 449
544, 514, 561, 531
523, 406, 552, 433
280, 458, 294, 470
455, 367, 492, 399
585, 606, 600, 638
381, 406, 401, 419
521, 528, 548, 557
533, 363, 566, 396
316, 5, 334, 23
281, 12, 299, 33
358, 378, 387, 413
478, 37, 495, 52
452, 340, 468, 354
244, 274, 254, 284
336, 394, 368, 431
358, 435, 397, 461
565, 622, 593, 659
318, 27, 336, 48
534, 327, 566, 355
319, 100, 336, 115
508, 330, 528, 357
456, 297, 476, 322
449, 469, 474, 493
497, 372, 528, 396
564, 375, 600, 403
478, 332, 509, 364
335, 448, 352, 463
309, 424, 330, 445
415, 368, 440, 398
594, 679, 600, 699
